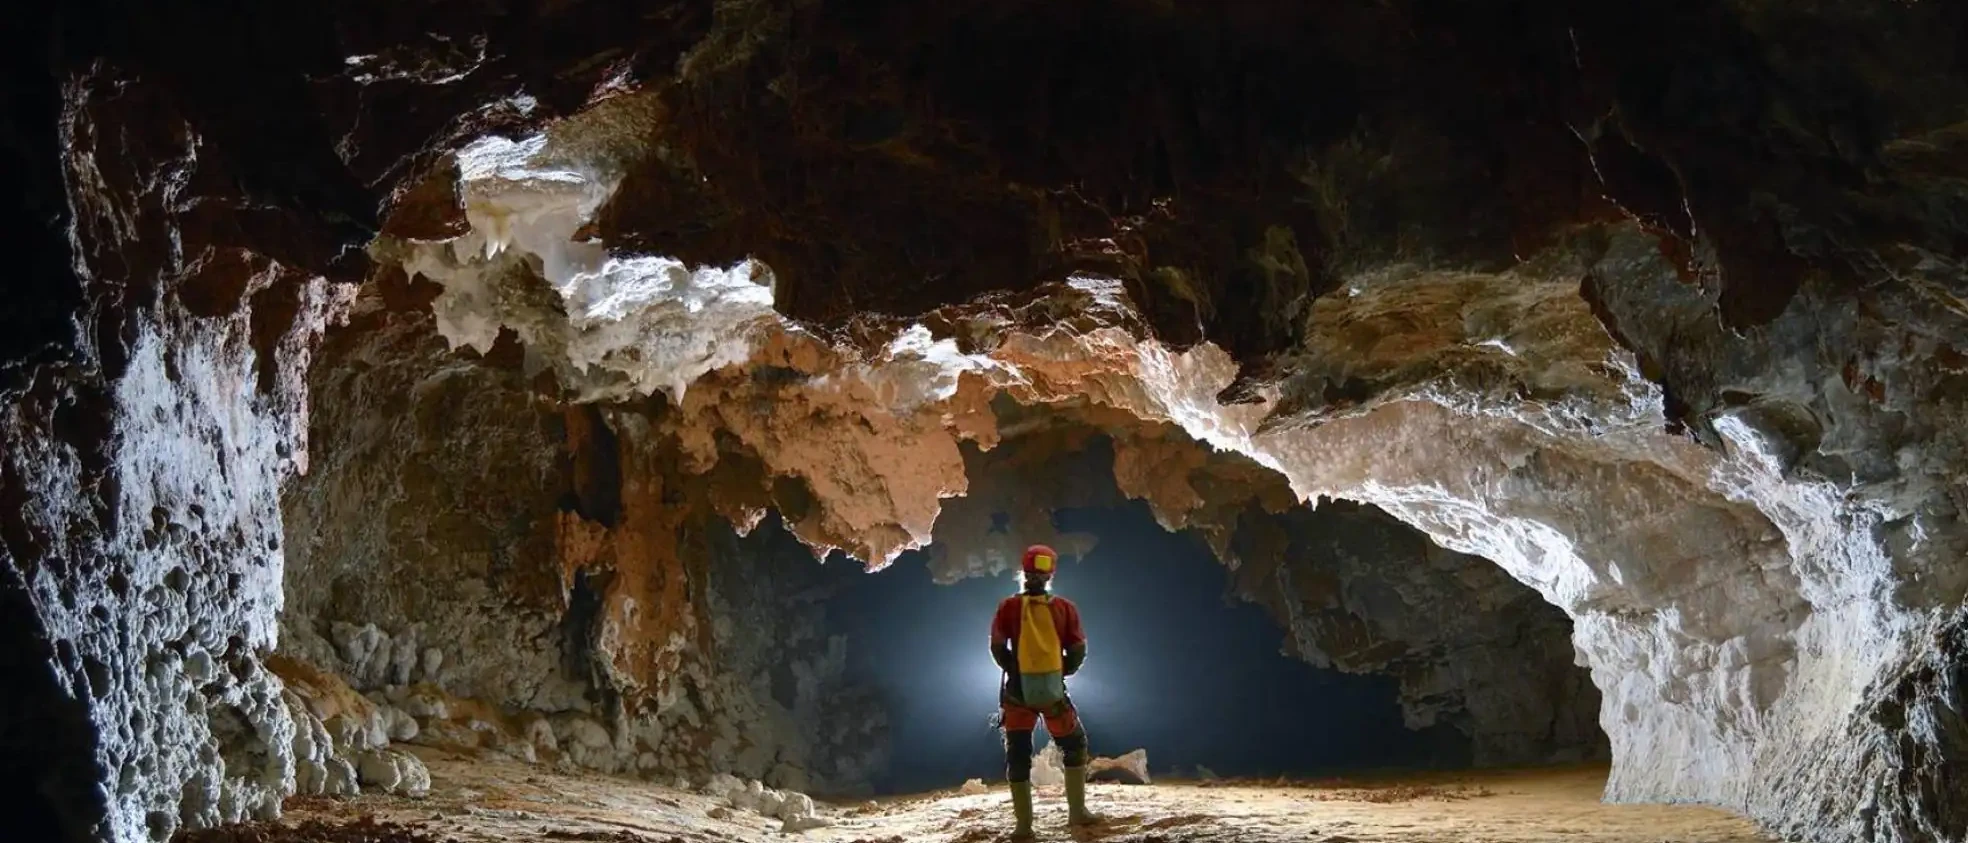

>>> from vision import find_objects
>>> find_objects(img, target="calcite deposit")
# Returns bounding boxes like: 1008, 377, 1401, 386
0, 61, 357, 841
4, 3, 1965, 843
266, 655, 430, 800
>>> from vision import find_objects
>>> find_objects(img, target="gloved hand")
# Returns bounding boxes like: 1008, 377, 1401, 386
992, 640, 1018, 674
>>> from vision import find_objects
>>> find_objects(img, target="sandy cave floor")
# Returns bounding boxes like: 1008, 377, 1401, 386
243, 747, 1773, 843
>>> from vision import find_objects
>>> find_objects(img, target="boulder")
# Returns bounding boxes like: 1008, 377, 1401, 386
1088, 749, 1151, 785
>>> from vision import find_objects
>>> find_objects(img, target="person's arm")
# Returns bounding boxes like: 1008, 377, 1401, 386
993, 640, 1018, 673
1060, 602, 1087, 676
990, 601, 1018, 673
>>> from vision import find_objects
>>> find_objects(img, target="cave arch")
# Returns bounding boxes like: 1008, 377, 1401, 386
4, 3, 1966, 840
267, 94, 1963, 842
271, 280, 1622, 800
903, 427, 1610, 771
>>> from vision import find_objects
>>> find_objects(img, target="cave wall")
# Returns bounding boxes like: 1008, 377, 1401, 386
0, 2, 708, 837
1229, 223, 1968, 842
5, 2, 1965, 841
1575, 227, 1968, 842
276, 298, 887, 794
697, 518, 892, 795
0, 57, 358, 840
1227, 500, 1606, 767
278, 301, 582, 712
0, 272, 343, 842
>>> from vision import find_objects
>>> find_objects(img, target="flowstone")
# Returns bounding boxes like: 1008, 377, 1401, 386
270, 655, 431, 799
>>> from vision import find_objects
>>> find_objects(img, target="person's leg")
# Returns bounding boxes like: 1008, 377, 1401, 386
1046, 703, 1100, 825
1002, 706, 1038, 839
1047, 705, 1089, 767
1004, 725, 1036, 782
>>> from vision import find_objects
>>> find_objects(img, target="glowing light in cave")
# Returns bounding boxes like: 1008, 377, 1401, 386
835, 505, 1440, 792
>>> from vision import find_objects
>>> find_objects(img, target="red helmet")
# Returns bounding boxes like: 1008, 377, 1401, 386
1021, 544, 1059, 577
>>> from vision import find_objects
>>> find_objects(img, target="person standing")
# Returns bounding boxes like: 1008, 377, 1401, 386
990, 544, 1100, 839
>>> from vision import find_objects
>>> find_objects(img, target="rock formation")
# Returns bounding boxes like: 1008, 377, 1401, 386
3, 2, 1965, 843
1226, 500, 1607, 767
1088, 749, 1153, 786
278, 297, 889, 794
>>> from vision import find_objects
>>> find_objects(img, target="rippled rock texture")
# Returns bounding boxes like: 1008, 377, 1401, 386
4, 2, 1966, 842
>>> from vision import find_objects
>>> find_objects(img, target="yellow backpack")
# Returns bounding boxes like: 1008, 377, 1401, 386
1016, 595, 1067, 706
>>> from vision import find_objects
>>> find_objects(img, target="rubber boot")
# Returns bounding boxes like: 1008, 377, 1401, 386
1064, 767, 1102, 826
1009, 780, 1036, 840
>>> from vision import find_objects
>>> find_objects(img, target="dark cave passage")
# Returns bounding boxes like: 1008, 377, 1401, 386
0, 564, 110, 842
830, 500, 1480, 794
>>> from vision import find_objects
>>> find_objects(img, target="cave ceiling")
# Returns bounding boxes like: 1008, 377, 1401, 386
16, 0, 1964, 401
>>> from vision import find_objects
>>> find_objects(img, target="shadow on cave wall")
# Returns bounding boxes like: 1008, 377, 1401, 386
0, 566, 106, 842
1225, 498, 1609, 768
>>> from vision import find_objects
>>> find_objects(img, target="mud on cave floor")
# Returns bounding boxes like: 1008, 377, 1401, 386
228, 747, 1769, 843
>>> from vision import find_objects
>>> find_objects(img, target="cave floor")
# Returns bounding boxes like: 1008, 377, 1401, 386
267, 748, 1772, 843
